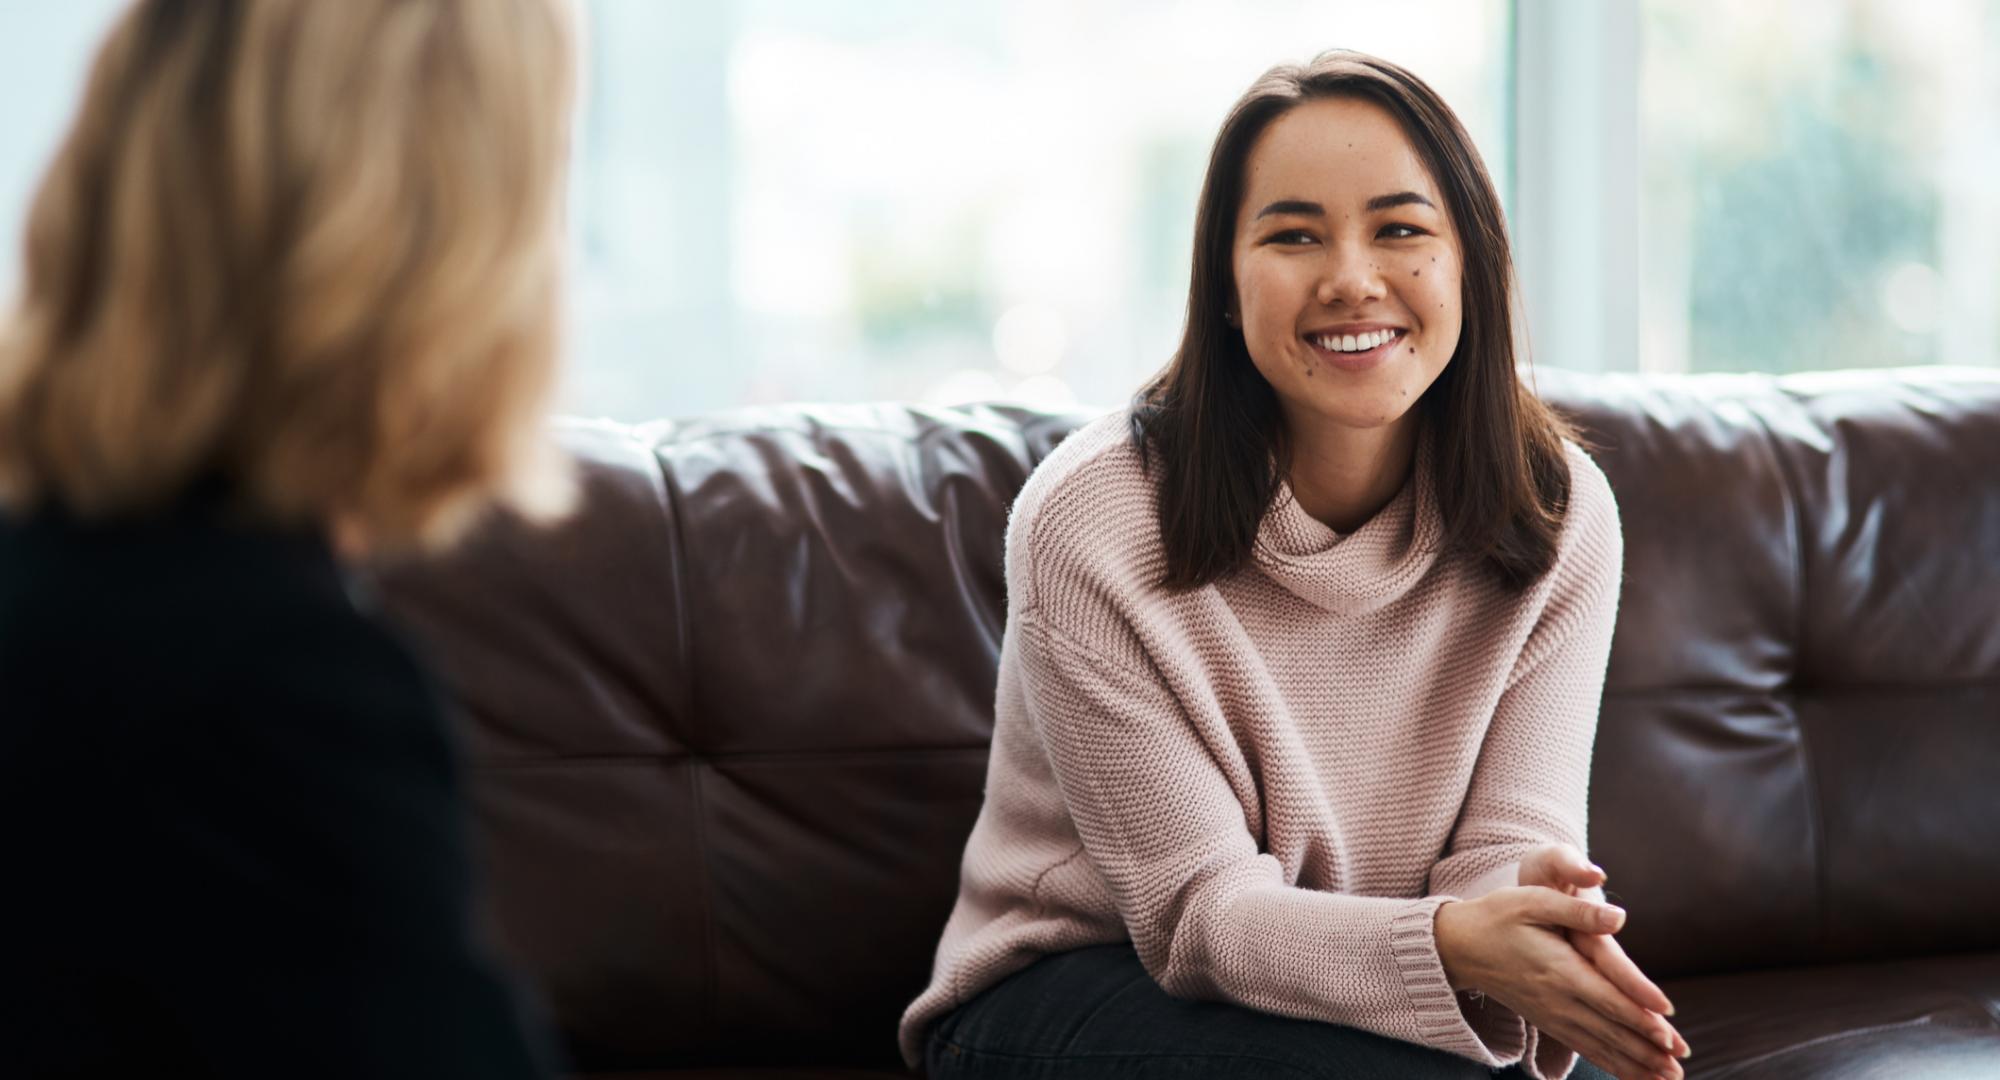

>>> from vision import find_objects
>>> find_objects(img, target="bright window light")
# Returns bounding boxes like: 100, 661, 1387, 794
1638, 0, 2000, 373
566, 0, 1511, 418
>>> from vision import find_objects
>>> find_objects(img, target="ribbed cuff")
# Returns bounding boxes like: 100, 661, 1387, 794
1390, 896, 1516, 1067
1521, 1023, 1581, 1080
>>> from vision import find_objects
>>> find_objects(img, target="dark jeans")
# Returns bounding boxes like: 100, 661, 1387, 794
926, 943, 1614, 1079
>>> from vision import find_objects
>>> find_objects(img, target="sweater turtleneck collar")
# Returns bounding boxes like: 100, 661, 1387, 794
1251, 425, 1443, 615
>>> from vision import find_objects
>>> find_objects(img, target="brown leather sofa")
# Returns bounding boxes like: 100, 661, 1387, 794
375, 366, 2000, 1078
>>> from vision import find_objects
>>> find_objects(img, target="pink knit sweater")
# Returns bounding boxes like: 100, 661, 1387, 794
898, 411, 1625, 1078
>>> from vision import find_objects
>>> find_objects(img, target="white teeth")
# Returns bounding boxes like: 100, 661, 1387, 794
1312, 329, 1398, 352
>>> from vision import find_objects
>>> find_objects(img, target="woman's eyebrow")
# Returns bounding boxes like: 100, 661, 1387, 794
1254, 199, 1323, 219
1366, 191, 1435, 211
1255, 192, 1436, 219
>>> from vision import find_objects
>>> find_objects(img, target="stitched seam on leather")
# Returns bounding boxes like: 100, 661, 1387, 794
1762, 395, 1809, 684
1791, 699, 1831, 953
651, 428, 718, 1038
650, 444, 697, 749
685, 761, 722, 1037
937, 478, 1005, 662
1747, 391, 1830, 952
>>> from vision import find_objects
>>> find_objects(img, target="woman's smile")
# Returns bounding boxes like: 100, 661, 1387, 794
1301, 324, 1409, 373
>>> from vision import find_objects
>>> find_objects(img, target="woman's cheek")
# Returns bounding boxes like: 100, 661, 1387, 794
1236, 264, 1287, 351
1236, 254, 1279, 312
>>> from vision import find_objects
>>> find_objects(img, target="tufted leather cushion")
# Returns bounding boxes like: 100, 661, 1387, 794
1540, 368, 2000, 978
375, 368, 2000, 1076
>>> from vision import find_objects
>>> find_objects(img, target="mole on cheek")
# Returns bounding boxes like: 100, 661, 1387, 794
1412, 270, 1420, 277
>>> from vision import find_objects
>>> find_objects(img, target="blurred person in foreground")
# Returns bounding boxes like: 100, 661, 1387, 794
0, 1, 578, 1076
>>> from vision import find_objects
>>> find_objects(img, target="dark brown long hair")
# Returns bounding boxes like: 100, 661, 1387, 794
1130, 50, 1579, 594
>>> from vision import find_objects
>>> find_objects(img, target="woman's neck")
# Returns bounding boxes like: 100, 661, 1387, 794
1280, 410, 1421, 535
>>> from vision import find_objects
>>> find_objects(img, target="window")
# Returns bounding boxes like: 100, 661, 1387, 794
8, 2, 1990, 409
1637, 0, 2000, 373
569, 0, 1510, 418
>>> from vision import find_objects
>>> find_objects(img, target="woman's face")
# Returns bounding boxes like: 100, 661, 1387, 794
1230, 96, 1462, 435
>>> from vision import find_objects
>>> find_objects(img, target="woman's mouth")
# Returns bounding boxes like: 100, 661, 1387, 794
1303, 327, 1407, 372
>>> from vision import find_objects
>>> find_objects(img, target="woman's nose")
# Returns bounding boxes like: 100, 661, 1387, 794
1315, 244, 1388, 307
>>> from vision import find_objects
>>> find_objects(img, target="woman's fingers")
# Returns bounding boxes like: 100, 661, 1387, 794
1557, 1006, 1684, 1080
1518, 886, 1690, 1061
1572, 931, 1690, 1058
1572, 854, 1608, 890
1574, 930, 1677, 1019
1583, 1007, 1682, 1079
1512, 886, 1625, 934
1547, 1014, 1675, 1080
1564, 955, 1686, 1074
1485, 883, 1690, 1074
1523, 843, 1607, 892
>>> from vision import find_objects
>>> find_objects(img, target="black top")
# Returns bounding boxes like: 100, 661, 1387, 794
0, 498, 555, 1079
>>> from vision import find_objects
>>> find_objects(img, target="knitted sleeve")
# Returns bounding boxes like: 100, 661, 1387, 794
1426, 447, 1627, 1080
1012, 608, 1521, 1067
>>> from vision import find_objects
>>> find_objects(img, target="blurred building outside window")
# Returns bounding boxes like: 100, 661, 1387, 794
1637, 0, 2000, 376
1, 0, 1995, 424
567, 0, 1509, 419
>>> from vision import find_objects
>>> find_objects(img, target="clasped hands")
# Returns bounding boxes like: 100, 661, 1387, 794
1433, 844, 1692, 1080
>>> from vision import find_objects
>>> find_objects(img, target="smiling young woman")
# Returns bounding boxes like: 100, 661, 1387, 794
902, 52, 1691, 1080
1140, 58, 1572, 593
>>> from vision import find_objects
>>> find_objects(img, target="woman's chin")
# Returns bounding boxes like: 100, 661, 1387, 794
1291, 392, 1421, 434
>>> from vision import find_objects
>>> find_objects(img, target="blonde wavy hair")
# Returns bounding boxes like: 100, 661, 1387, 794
0, 0, 578, 551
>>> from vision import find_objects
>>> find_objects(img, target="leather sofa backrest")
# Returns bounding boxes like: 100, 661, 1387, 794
1538, 368, 2000, 976
376, 369, 2000, 1072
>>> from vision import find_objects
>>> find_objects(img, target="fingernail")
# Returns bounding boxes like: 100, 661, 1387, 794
1601, 905, 1626, 930
1665, 1003, 1676, 1017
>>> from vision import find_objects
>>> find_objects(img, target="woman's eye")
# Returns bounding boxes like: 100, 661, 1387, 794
1268, 229, 1317, 245
1380, 223, 1426, 239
